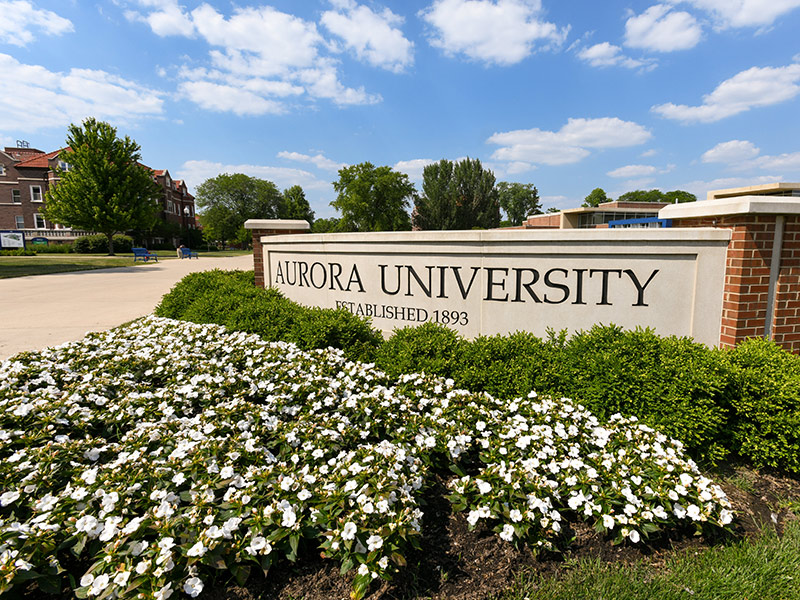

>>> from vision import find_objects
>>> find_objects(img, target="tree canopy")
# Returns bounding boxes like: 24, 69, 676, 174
583, 188, 609, 208
195, 174, 285, 246
43, 118, 161, 255
617, 189, 697, 203
497, 182, 541, 226
281, 185, 315, 224
331, 162, 413, 231
412, 158, 500, 230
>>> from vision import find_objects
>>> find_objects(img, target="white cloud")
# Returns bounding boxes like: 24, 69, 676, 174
278, 151, 346, 171
177, 159, 331, 194
755, 151, 800, 171
0, 1, 73, 46
394, 158, 437, 181
625, 4, 703, 52
607, 164, 658, 178
177, 81, 285, 116
652, 63, 800, 122
679, 0, 800, 29
641, 149, 658, 157
321, 1, 413, 72
699, 139, 800, 172
129, 2, 382, 113
0, 53, 164, 132
126, 0, 194, 37
577, 42, 655, 70
420, 0, 569, 66
701, 140, 760, 163
488, 117, 652, 166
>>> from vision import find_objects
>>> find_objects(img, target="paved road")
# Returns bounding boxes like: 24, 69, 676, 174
0, 255, 254, 361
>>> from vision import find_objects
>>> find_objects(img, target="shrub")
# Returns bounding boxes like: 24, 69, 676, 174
32, 243, 73, 253
291, 307, 383, 362
547, 325, 731, 464
725, 338, 800, 472
455, 331, 557, 400
155, 270, 381, 361
0, 248, 36, 256
73, 234, 134, 254
376, 322, 464, 380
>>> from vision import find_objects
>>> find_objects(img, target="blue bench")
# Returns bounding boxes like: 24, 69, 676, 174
180, 247, 198, 259
132, 247, 158, 262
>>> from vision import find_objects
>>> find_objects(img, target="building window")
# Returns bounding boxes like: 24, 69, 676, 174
34, 213, 46, 229
30, 185, 43, 202
57, 160, 71, 172
12, 189, 21, 203
15, 215, 24, 229
0, 164, 5, 176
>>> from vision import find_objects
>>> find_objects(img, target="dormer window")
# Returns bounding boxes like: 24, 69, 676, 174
58, 160, 71, 172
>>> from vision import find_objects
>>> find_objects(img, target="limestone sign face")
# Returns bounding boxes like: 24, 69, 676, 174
257, 229, 731, 346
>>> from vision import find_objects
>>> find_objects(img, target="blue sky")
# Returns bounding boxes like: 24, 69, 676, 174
1, 0, 799, 218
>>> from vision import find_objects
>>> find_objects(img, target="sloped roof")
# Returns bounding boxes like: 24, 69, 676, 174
15, 148, 66, 169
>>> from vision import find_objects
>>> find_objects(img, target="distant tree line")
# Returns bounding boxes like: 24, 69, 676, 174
583, 187, 696, 207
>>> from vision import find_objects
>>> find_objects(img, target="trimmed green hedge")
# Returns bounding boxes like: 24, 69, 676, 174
156, 269, 800, 473
155, 270, 382, 362
73, 234, 134, 254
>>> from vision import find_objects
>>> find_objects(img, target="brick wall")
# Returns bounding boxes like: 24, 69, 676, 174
250, 228, 308, 288
674, 214, 800, 353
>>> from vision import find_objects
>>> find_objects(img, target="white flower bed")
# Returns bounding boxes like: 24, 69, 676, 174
0, 317, 733, 599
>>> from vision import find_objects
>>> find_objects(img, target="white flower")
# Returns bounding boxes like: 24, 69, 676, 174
342, 522, 357, 540
113, 571, 131, 587
509, 509, 522, 522
220, 466, 234, 479
155, 582, 173, 600
499, 524, 515, 541
89, 573, 110, 596
281, 508, 297, 528
686, 504, 701, 520
357, 563, 370, 576
367, 535, 383, 551
602, 514, 615, 530
75, 515, 99, 534
297, 489, 312, 501
1, 491, 20, 506
80, 573, 95, 587
184, 577, 204, 598
719, 509, 733, 525
476, 479, 492, 495
628, 529, 640, 543
187, 541, 207, 557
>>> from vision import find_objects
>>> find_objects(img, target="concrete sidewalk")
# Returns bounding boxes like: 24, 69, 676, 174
0, 254, 253, 361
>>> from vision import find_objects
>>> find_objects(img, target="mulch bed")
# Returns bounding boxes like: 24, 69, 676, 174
202, 466, 800, 600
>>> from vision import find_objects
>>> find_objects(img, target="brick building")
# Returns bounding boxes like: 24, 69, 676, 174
0, 144, 195, 246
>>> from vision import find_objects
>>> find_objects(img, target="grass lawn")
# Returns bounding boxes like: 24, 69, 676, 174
0, 250, 251, 278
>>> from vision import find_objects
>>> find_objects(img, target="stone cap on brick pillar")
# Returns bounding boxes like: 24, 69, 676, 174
658, 196, 800, 219
244, 219, 311, 231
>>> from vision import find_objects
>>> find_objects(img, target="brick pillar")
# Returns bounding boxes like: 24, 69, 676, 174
243, 220, 311, 289
663, 196, 800, 353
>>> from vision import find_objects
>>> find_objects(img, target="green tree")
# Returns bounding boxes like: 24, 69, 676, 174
281, 185, 315, 224
43, 118, 161, 255
497, 182, 541, 226
331, 162, 414, 231
413, 158, 500, 230
195, 173, 283, 247
617, 189, 697, 203
664, 190, 697, 203
583, 187, 609, 207
311, 217, 341, 233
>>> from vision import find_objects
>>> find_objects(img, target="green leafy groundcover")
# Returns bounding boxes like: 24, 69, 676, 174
0, 318, 734, 599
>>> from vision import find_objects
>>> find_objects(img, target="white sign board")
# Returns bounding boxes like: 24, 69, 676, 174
0, 231, 24, 249
258, 229, 731, 346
